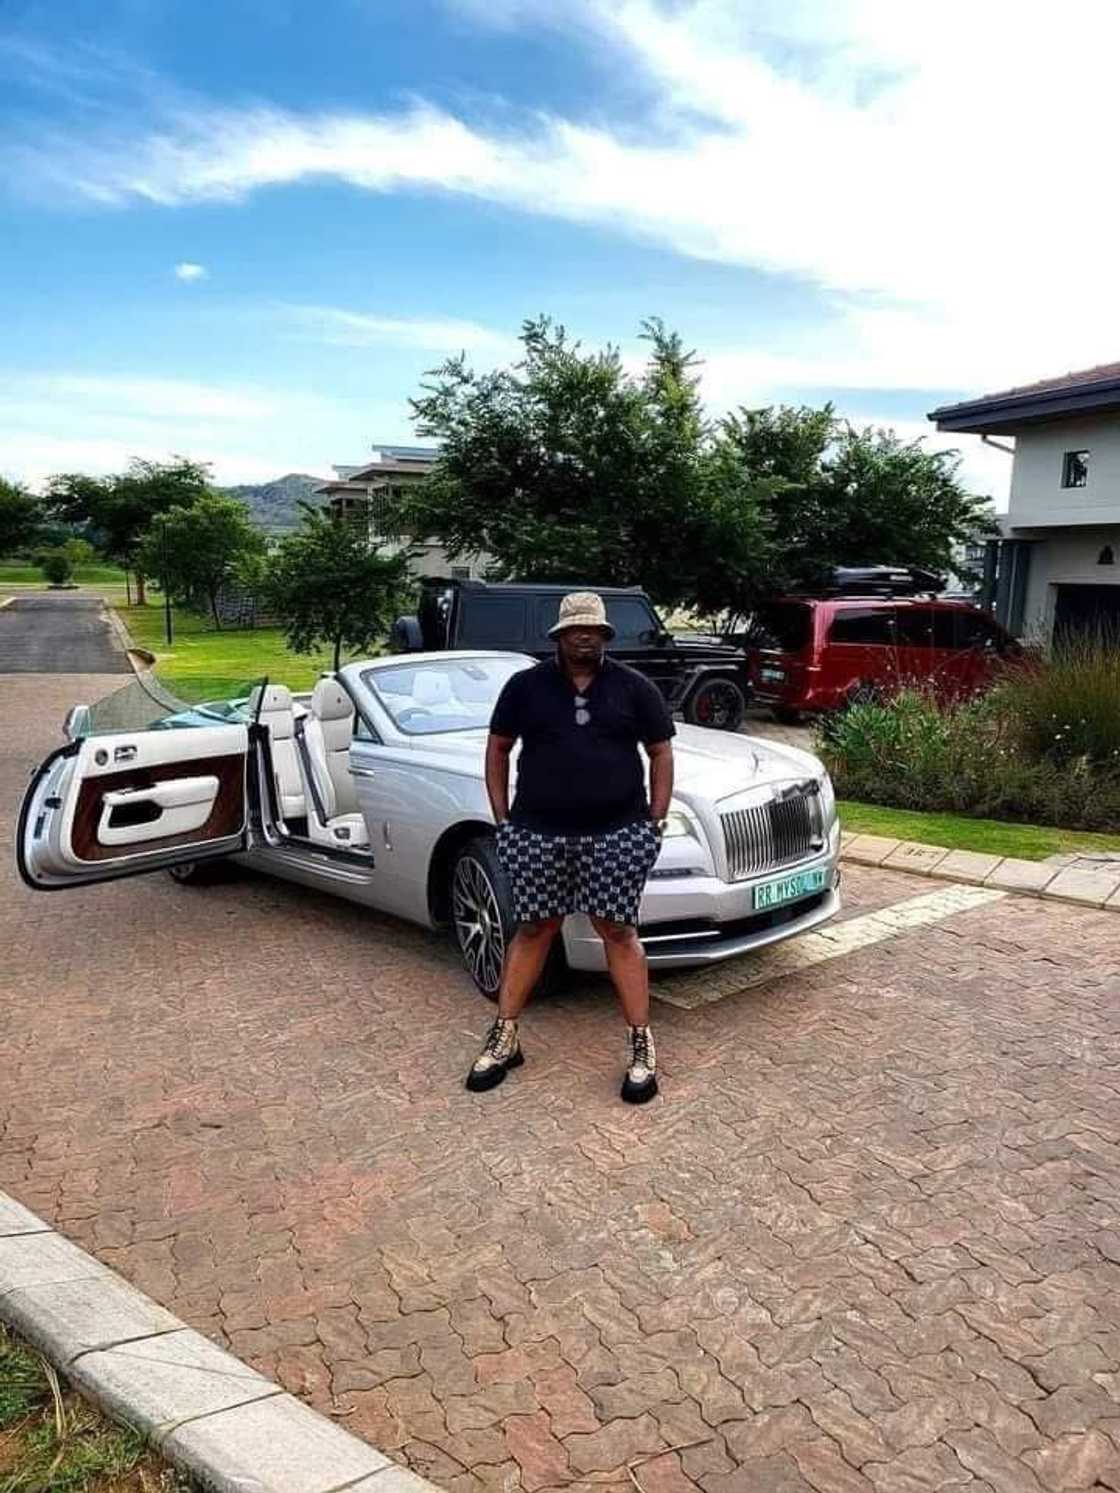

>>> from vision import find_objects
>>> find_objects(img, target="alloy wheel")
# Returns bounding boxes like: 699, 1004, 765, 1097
692, 679, 745, 730
452, 854, 506, 996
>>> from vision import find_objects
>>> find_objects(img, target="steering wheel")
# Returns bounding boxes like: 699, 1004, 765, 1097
396, 706, 433, 725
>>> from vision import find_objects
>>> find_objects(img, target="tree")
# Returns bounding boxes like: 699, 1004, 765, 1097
137, 494, 266, 630
0, 478, 43, 556
45, 457, 213, 604
268, 504, 414, 671
405, 317, 771, 609
718, 405, 996, 596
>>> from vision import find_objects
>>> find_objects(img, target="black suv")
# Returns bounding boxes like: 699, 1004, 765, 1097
391, 579, 751, 730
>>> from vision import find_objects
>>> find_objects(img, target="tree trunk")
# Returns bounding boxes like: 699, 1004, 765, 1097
333, 635, 342, 672
135, 571, 147, 606
209, 587, 223, 631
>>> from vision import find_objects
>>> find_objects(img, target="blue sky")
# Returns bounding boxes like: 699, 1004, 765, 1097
3, 0, 1118, 503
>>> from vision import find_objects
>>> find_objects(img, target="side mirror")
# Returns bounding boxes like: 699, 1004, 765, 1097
63, 704, 91, 741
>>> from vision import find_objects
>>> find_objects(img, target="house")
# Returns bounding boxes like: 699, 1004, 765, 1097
930, 365, 1120, 642
315, 443, 486, 580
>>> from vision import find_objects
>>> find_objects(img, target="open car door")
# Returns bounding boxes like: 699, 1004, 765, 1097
17, 678, 252, 891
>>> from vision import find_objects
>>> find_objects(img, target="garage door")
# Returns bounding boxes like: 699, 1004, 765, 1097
1053, 583, 1120, 640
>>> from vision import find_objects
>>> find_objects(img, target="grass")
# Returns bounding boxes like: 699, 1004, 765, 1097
119, 601, 334, 702
0, 562, 130, 604
0, 562, 128, 586
839, 799, 1120, 861
0, 1322, 191, 1491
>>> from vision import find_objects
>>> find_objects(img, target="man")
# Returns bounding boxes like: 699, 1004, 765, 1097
466, 591, 675, 1103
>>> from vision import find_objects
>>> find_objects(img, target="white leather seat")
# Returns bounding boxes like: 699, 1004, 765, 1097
250, 684, 305, 823
298, 677, 370, 849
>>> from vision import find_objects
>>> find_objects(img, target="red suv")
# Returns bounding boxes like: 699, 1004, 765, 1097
748, 595, 1020, 721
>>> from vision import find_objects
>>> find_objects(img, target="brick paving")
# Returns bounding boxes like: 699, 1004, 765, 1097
5, 674, 1120, 1493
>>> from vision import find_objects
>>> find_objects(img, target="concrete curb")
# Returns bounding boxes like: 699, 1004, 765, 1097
840, 833, 1120, 911
0, 1191, 439, 1493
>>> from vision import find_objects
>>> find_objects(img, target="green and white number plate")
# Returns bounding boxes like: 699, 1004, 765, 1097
754, 866, 828, 911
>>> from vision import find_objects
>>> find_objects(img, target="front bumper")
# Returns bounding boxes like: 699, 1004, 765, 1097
562, 843, 841, 972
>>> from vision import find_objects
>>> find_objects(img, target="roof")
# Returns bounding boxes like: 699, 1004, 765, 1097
930, 361, 1120, 433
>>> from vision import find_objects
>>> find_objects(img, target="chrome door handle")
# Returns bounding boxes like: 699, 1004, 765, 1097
113, 745, 137, 763
351, 767, 376, 778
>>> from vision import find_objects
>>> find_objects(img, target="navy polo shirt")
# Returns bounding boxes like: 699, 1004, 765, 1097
490, 656, 675, 835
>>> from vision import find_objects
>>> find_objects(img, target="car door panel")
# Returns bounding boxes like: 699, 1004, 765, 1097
19, 723, 248, 889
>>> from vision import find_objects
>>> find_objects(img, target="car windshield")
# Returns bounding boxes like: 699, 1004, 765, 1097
364, 657, 532, 735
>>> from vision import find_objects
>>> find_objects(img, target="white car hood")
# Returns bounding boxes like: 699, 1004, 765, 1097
404, 723, 823, 805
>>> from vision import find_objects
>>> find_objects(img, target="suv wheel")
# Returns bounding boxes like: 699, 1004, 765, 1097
684, 676, 747, 731
450, 836, 566, 1001
843, 681, 884, 710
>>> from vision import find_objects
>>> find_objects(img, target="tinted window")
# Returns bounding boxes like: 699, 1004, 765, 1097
952, 610, 1002, 649
894, 608, 935, 647
606, 598, 661, 647
828, 609, 895, 646
464, 595, 527, 645
755, 603, 812, 652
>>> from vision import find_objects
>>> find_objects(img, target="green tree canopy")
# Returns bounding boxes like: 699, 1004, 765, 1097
0, 478, 44, 556
268, 504, 414, 671
45, 457, 214, 603
137, 493, 266, 630
405, 316, 772, 612
718, 405, 996, 596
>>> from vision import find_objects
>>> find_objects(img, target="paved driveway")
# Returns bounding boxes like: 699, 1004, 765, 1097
0, 595, 130, 673
4, 674, 1120, 1493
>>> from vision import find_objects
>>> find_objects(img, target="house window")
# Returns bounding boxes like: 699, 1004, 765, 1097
450, 566, 471, 579
1062, 450, 1089, 488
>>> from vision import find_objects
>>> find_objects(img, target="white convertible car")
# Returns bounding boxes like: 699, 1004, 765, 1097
18, 651, 841, 997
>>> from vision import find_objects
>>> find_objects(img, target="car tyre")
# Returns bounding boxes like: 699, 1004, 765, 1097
166, 859, 227, 886
450, 835, 565, 1001
843, 681, 884, 710
683, 676, 747, 731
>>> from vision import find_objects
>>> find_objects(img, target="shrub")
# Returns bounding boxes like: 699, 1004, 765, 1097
995, 627, 1120, 768
818, 684, 1120, 831
39, 549, 74, 585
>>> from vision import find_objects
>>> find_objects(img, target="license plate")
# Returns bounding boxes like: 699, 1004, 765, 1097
754, 867, 828, 910
760, 667, 786, 682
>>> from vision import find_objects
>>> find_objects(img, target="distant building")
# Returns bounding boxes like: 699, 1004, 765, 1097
930, 365, 1120, 642
315, 443, 486, 580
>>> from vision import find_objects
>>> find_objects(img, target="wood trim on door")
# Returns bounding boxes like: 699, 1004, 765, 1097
71, 752, 245, 863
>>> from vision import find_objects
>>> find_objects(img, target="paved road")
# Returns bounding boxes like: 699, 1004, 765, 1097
0, 595, 130, 674
5, 673, 1120, 1493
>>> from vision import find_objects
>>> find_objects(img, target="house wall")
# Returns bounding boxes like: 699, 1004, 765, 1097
1015, 525, 1120, 639
1009, 414, 1120, 527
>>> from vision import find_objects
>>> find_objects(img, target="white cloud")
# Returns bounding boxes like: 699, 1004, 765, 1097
174, 261, 207, 281
0, 372, 342, 488
286, 306, 516, 357
11, 1, 1119, 402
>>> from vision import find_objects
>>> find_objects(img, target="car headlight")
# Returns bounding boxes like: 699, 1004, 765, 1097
661, 809, 696, 839
818, 773, 837, 829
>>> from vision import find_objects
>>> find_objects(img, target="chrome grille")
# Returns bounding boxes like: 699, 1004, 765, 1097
720, 784, 820, 881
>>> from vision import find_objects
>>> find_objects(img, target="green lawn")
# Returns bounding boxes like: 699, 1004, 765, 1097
119, 602, 334, 702
0, 560, 130, 602
839, 799, 1120, 861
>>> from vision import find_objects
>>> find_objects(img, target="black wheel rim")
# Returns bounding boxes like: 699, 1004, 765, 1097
452, 855, 506, 996
168, 862, 197, 882
696, 682, 742, 728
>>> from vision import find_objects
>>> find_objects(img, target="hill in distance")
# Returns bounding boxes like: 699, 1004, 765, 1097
220, 473, 326, 532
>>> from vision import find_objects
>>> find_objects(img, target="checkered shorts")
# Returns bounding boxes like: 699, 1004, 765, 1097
495, 819, 661, 927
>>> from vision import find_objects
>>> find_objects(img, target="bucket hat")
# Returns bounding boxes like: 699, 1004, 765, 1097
548, 590, 615, 639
